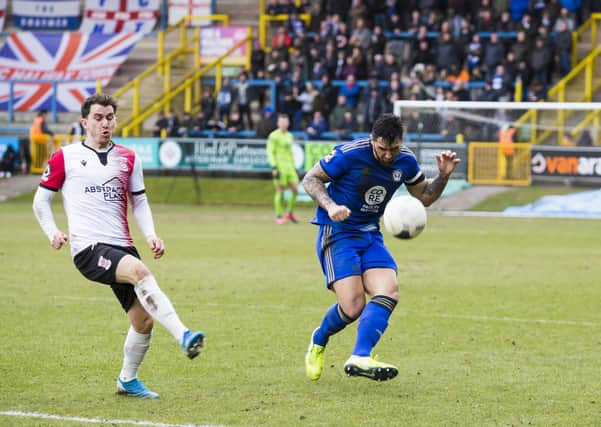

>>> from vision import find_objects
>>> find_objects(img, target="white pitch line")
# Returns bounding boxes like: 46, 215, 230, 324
51, 297, 600, 327
422, 312, 599, 327
0, 410, 223, 427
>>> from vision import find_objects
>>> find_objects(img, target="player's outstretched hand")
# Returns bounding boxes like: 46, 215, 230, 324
436, 150, 461, 177
327, 204, 351, 222
51, 231, 68, 250
147, 236, 165, 259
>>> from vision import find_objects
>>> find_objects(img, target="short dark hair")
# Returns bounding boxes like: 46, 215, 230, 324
372, 113, 404, 143
81, 93, 118, 118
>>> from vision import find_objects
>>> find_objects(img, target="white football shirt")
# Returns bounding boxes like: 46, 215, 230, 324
40, 142, 145, 257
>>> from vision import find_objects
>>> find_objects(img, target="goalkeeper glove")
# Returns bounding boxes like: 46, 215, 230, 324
271, 167, 280, 179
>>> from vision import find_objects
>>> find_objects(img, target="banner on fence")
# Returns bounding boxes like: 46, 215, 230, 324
199, 26, 249, 66
531, 146, 601, 184
13, 0, 80, 30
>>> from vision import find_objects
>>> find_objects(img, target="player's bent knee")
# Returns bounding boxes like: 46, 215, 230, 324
340, 299, 365, 319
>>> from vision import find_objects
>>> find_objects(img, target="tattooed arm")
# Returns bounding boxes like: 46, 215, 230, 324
408, 150, 461, 207
302, 163, 351, 222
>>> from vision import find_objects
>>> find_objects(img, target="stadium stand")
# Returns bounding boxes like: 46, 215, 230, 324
0, 0, 600, 145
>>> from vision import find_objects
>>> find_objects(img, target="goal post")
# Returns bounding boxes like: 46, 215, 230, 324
393, 100, 601, 186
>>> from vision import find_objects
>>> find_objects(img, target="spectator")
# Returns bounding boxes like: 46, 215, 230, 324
272, 25, 292, 53
314, 73, 338, 120
166, 110, 180, 137
529, 38, 551, 85
339, 74, 361, 110
296, 81, 318, 128
152, 111, 168, 137
256, 107, 277, 138
369, 25, 387, 58
362, 87, 386, 132
435, 31, 461, 74
510, 31, 530, 64
288, 11, 305, 39
554, 20, 572, 76
200, 87, 216, 119
0, 146, 19, 178
350, 17, 372, 51
191, 111, 208, 134
178, 112, 193, 136
226, 110, 244, 132
250, 40, 266, 78
30, 109, 54, 159
483, 32, 505, 76
553, 7, 575, 31
577, 130, 593, 147
330, 94, 352, 131
216, 77, 233, 123
306, 110, 328, 138
234, 70, 253, 130
69, 120, 85, 143
336, 110, 359, 138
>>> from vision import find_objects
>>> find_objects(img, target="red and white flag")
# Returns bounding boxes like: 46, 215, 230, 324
80, 0, 160, 34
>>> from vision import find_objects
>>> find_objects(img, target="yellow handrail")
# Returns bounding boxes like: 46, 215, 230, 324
571, 13, 601, 67
514, 44, 601, 144
121, 36, 250, 137
157, 14, 230, 75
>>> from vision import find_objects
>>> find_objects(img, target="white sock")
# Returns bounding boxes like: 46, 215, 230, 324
134, 275, 187, 342
119, 326, 151, 382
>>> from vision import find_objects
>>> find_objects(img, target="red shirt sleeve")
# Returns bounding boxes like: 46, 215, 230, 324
39, 149, 65, 191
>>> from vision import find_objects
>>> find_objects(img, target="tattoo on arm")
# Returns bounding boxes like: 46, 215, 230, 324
302, 164, 336, 211
422, 174, 449, 205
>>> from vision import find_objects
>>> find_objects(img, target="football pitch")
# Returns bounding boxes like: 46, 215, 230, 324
1, 201, 600, 426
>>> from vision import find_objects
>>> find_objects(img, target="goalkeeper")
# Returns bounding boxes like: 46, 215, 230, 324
266, 113, 299, 224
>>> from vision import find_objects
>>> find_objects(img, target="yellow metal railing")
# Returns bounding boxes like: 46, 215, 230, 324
121, 36, 251, 137
29, 134, 80, 173
157, 14, 229, 75
514, 44, 601, 145
468, 142, 531, 186
571, 13, 601, 66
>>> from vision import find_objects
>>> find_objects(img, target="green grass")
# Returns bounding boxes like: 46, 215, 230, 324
1, 200, 601, 426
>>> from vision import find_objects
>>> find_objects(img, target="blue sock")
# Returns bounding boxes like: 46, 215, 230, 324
313, 304, 355, 347
352, 295, 397, 357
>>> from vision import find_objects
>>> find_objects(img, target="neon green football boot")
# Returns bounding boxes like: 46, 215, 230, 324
305, 328, 325, 381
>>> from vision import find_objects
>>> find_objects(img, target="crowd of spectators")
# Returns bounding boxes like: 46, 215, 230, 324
155, 0, 598, 140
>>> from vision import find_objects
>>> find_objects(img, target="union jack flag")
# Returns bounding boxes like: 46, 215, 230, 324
0, 31, 142, 112
0, 0, 6, 32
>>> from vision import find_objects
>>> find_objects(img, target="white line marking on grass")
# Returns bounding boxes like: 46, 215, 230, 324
422, 313, 599, 327
0, 410, 223, 427
53, 296, 114, 301
51, 298, 601, 327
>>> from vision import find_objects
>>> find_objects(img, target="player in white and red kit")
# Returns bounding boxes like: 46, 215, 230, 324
32, 93, 204, 399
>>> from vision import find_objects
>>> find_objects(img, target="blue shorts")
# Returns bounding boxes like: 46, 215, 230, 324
315, 225, 397, 288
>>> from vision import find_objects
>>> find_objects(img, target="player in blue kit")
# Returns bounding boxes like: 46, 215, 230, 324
302, 113, 460, 381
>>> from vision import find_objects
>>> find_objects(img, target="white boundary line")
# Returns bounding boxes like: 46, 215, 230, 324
0, 410, 223, 427
51, 296, 601, 327
420, 313, 599, 327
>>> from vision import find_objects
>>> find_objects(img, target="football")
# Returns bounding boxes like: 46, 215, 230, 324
382, 195, 427, 239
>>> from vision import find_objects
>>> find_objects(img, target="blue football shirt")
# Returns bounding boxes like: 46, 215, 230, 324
311, 137, 425, 231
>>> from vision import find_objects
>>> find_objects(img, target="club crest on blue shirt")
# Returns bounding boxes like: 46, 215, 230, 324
324, 149, 336, 163
392, 170, 402, 181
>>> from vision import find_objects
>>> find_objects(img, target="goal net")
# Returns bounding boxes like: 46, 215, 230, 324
393, 100, 601, 147
393, 101, 601, 185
